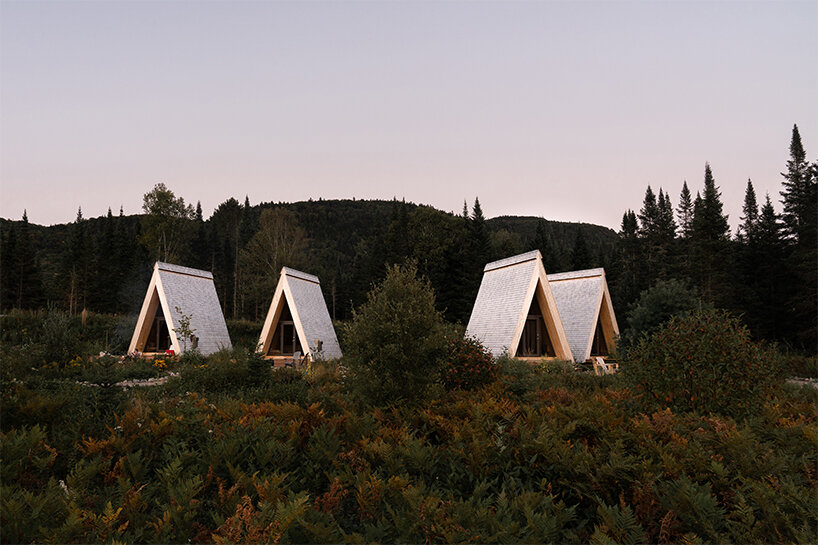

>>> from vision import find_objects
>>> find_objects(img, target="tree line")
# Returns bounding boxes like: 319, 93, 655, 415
0, 192, 615, 324
2, 124, 814, 350
607, 124, 816, 350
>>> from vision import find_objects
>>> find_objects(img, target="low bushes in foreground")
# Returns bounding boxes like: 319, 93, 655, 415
1, 343, 815, 544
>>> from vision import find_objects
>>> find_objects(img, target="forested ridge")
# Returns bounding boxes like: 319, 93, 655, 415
0, 198, 616, 324
2, 125, 816, 351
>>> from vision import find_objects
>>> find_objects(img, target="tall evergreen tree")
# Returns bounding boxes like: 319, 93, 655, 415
779, 125, 817, 347
609, 210, 642, 315
676, 181, 694, 239
737, 179, 759, 243
751, 194, 787, 340
690, 163, 731, 304
780, 124, 816, 244
637, 186, 659, 239
66, 207, 92, 313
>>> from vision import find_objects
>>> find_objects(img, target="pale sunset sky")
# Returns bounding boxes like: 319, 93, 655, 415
1, 1, 816, 231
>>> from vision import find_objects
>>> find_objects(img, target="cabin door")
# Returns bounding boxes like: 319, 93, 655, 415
280, 322, 296, 355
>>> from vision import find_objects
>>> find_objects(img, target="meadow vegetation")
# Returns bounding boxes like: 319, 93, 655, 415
1, 302, 816, 544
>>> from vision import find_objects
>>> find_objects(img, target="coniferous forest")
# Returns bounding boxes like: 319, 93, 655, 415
1, 125, 815, 350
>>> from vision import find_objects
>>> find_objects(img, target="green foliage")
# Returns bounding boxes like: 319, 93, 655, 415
40, 305, 81, 366
442, 336, 495, 391
1, 337, 815, 544
625, 310, 782, 417
623, 279, 705, 346
342, 262, 448, 406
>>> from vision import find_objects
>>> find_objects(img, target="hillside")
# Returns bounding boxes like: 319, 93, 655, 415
1, 199, 617, 322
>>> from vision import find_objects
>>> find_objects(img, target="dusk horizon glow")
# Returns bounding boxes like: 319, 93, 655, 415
2, 1, 816, 231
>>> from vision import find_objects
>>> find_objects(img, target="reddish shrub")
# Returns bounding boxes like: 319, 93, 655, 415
443, 336, 495, 391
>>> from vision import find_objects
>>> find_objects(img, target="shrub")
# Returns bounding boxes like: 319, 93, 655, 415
622, 279, 705, 347
442, 336, 495, 391
342, 262, 448, 406
625, 309, 782, 417
40, 306, 81, 366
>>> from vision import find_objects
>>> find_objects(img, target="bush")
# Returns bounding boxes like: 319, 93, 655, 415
342, 262, 448, 406
442, 336, 495, 390
625, 309, 782, 417
40, 306, 81, 366
623, 279, 705, 347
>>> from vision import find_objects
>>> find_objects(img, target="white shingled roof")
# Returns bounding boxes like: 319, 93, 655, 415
465, 251, 573, 361
547, 268, 619, 362
129, 262, 232, 356
257, 267, 343, 360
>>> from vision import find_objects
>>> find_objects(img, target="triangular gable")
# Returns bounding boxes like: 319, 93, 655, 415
548, 268, 619, 362
257, 267, 343, 360
465, 251, 573, 361
129, 262, 232, 356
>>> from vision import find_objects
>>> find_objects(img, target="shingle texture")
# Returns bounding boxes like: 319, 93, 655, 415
466, 257, 537, 357
283, 269, 342, 359
547, 273, 603, 362
548, 268, 604, 282
156, 262, 232, 355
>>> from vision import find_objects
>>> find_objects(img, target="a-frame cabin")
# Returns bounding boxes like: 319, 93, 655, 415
547, 268, 619, 363
465, 251, 573, 361
129, 262, 232, 356
257, 267, 342, 363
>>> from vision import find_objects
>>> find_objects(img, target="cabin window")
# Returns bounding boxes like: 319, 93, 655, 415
146, 310, 171, 352
268, 304, 303, 356
516, 297, 556, 357
590, 320, 608, 357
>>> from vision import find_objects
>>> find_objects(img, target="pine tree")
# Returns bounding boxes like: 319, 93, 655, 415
610, 210, 642, 316
737, 179, 759, 243
66, 207, 91, 314
751, 194, 787, 340
779, 125, 817, 347
780, 124, 816, 244
637, 186, 658, 239
690, 163, 731, 304
656, 189, 677, 243
676, 181, 694, 239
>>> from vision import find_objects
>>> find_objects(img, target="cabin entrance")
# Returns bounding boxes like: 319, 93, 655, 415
516, 296, 555, 358
145, 307, 171, 352
590, 319, 609, 357
267, 303, 303, 356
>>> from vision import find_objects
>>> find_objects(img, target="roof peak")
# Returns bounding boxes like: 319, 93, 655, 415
484, 250, 542, 272
548, 268, 605, 281
156, 261, 214, 279
282, 267, 320, 284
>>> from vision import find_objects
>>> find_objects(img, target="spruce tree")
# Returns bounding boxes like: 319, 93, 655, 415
751, 194, 787, 340
676, 181, 694, 239
780, 124, 815, 244
66, 207, 91, 313
779, 125, 817, 347
610, 210, 642, 317
690, 163, 731, 305
637, 186, 658, 239
737, 179, 759, 243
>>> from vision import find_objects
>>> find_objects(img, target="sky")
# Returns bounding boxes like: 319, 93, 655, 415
1, 1, 816, 231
